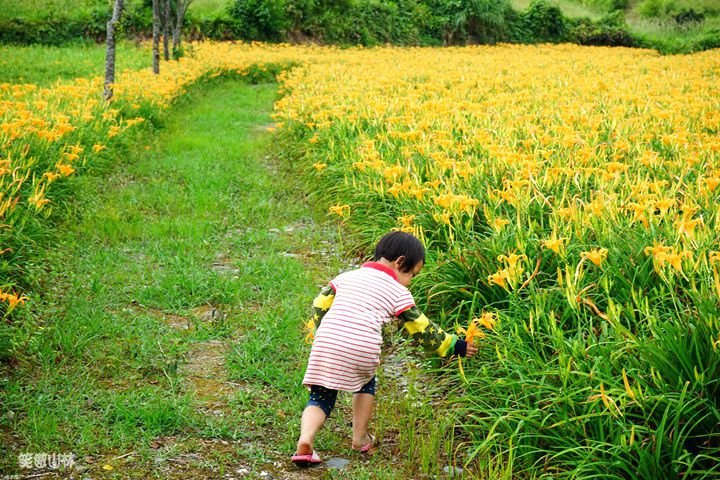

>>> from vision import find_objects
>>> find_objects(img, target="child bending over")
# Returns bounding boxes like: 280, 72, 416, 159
291, 231, 478, 467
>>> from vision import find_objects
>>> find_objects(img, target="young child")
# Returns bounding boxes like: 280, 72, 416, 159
291, 231, 478, 467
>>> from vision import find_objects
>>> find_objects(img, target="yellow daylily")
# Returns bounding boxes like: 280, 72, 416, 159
581, 248, 608, 267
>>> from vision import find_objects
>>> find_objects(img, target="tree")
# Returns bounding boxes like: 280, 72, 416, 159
104, 0, 125, 101
152, 0, 161, 74
172, 0, 194, 58
162, 0, 171, 61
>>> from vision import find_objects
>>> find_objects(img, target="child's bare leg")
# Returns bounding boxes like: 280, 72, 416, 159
296, 406, 326, 455
351, 393, 374, 448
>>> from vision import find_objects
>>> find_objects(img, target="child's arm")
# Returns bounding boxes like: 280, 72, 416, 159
311, 284, 336, 329
398, 306, 468, 357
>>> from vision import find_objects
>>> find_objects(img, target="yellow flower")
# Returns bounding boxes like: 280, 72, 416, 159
0, 290, 28, 313
581, 248, 608, 267
56, 163, 75, 176
477, 312, 497, 330
542, 236, 565, 254
704, 176, 720, 193
433, 211, 451, 225
665, 250, 692, 273
398, 214, 415, 228
63, 152, 80, 162
43, 172, 60, 182
312, 162, 327, 171
488, 269, 509, 288
328, 204, 350, 219
28, 191, 50, 210
92, 144, 107, 154
710, 251, 720, 265
491, 218, 509, 231
644, 243, 671, 271
676, 215, 703, 239
497, 253, 527, 281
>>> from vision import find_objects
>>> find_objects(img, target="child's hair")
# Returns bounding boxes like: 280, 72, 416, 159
373, 231, 426, 272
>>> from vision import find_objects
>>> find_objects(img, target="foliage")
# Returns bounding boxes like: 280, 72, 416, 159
0, 0, 718, 52
228, 0, 289, 41
577, 0, 628, 12
569, 11, 637, 46
517, 0, 569, 42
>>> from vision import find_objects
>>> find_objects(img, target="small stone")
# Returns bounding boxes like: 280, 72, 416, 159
325, 457, 350, 469
236, 467, 250, 475
443, 465, 464, 477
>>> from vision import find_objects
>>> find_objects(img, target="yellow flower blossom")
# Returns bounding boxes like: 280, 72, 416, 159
488, 269, 509, 288
581, 248, 608, 267
710, 251, 720, 265
328, 204, 350, 219
312, 162, 327, 171
542, 236, 565, 254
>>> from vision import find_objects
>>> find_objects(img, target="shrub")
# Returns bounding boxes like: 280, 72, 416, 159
579, 0, 628, 12
673, 7, 705, 25
638, 0, 676, 18
228, 0, 289, 41
693, 28, 720, 50
519, 0, 568, 43
569, 14, 637, 47
425, 0, 514, 45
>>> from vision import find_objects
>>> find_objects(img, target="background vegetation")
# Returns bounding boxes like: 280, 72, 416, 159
0, 0, 718, 53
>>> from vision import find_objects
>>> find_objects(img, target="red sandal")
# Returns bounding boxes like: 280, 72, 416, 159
352, 434, 375, 453
291, 450, 322, 468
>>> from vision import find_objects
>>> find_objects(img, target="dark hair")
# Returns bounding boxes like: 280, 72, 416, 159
373, 231, 425, 272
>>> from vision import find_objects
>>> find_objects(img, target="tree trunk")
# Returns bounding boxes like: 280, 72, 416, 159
152, 0, 161, 74
104, 0, 124, 101
162, 0, 171, 61
172, 0, 193, 59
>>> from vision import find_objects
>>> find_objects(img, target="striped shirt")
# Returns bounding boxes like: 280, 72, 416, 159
302, 262, 415, 392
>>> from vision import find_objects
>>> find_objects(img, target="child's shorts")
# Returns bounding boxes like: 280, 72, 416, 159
306, 376, 376, 417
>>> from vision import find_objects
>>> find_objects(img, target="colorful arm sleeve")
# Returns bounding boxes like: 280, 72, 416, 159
311, 284, 336, 329
398, 306, 458, 358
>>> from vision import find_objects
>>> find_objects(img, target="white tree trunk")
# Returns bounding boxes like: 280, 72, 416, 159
162, 0, 171, 61
104, 0, 124, 101
172, 0, 194, 58
152, 0, 161, 74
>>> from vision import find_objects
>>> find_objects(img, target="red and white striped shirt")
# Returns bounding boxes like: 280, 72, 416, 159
302, 262, 415, 392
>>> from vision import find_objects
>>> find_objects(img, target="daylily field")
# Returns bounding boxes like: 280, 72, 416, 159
3, 42, 720, 477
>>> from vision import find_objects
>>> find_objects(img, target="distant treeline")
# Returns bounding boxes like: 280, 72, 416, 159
1, 0, 719, 53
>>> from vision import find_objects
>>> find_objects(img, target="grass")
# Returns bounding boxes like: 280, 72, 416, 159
0, 41, 151, 85
511, 0, 606, 19
0, 78, 310, 473
0, 0, 232, 22
0, 76, 468, 477
0, 0, 148, 22
0, 0, 104, 21
189, 0, 232, 18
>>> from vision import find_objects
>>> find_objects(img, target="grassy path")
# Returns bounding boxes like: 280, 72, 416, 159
1, 79, 462, 479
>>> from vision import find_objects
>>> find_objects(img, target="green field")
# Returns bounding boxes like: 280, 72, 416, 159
0, 0, 226, 21
0, 42, 150, 85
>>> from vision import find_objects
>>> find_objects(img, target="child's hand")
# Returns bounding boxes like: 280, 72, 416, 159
465, 343, 478, 357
